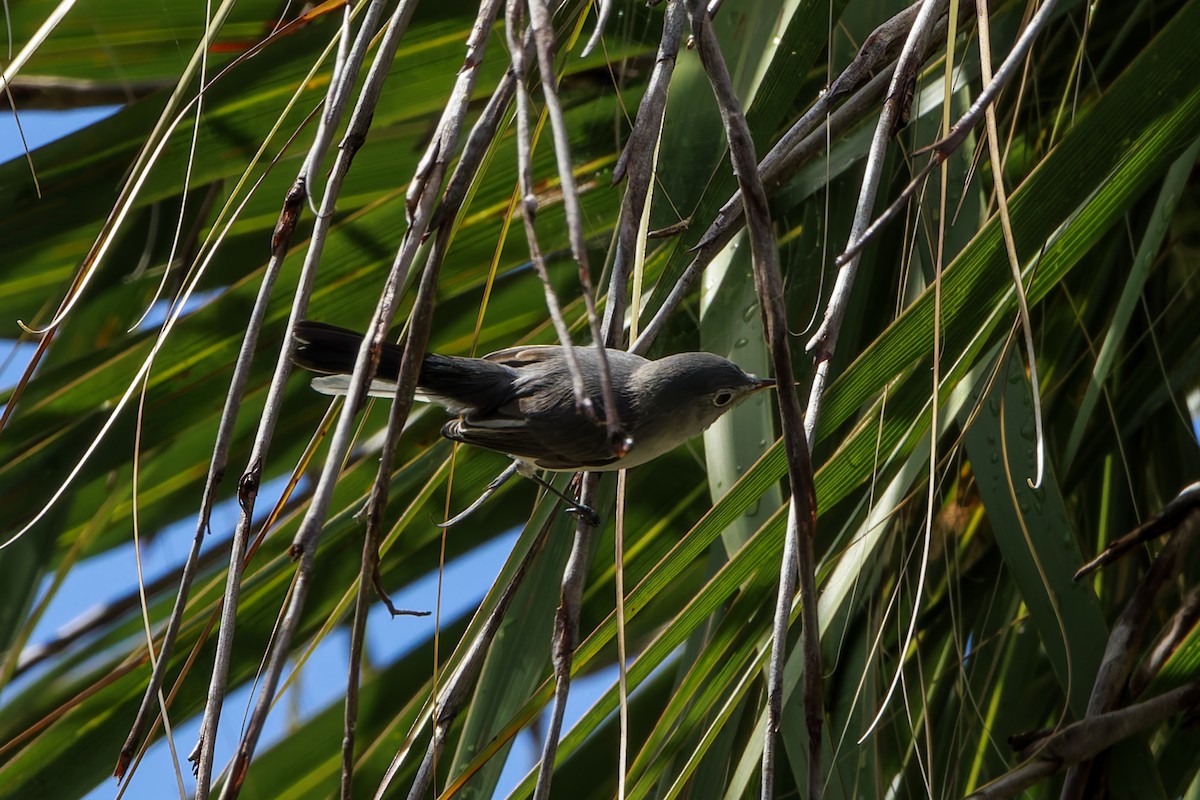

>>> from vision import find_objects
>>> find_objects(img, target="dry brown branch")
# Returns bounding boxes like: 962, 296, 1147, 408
969, 681, 1200, 799
688, 3, 820, 796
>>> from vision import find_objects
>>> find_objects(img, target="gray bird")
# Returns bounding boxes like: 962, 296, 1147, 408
292, 321, 775, 472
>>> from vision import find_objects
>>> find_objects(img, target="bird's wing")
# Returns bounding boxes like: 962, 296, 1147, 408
482, 345, 650, 373
480, 345, 568, 369
441, 415, 622, 471
417, 353, 520, 416
449, 346, 647, 469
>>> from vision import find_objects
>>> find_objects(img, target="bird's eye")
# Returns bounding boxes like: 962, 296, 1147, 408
713, 389, 736, 407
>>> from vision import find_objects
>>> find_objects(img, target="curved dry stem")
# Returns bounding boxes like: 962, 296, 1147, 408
836, 0, 1062, 267
525, 0, 626, 447
117, 2, 389, 783
580, 0, 612, 57
633, 0, 976, 356
971, 680, 1200, 799
207, 2, 427, 795
976, 0, 1045, 490
603, 0, 686, 345
391, 512, 557, 800
687, 4, 820, 797
341, 4, 505, 790
506, 0, 592, 415
533, 473, 601, 800
804, 0, 950, 449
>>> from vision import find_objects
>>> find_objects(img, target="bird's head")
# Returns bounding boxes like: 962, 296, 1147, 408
635, 352, 775, 437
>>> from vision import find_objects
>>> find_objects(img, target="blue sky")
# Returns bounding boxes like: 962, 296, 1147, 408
0, 107, 617, 799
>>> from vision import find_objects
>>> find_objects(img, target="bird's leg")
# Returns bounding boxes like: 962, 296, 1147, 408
517, 463, 602, 527
436, 462, 521, 528
438, 461, 602, 528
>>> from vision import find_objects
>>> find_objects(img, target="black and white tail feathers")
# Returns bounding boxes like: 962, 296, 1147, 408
292, 321, 519, 414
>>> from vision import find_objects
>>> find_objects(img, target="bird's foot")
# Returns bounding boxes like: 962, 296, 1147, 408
565, 503, 601, 527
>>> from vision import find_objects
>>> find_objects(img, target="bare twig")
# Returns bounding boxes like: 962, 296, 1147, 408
343, 236, 442, 798
803, 0, 949, 444
526, 0, 625, 447
303, 1, 370, 216
510, 4, 630, 787
210, 2, 426, 796
603, 0, 686, 342
837, 0, 1063, 266
634, 0, 978, 355
386, 42, 553, 797
688, 4, 820, 798
116, 4, 391, 786
580, 0, 612, 57
506, 0, 593, 417
591, 8, 690, 796
524, 0, 694, 793
1075, 482, 1200, 580
533, 474, 601, 800
341, 6, 505, 791
1061, 496, 1200, 798
436, 463, 522, 527
430, 72, 518, 232
342, 479, 401, 800
969, 680, 1200, 799
610, 0, 686, 182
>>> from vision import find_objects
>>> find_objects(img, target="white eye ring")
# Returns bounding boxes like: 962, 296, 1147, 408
713, 389, 736, 407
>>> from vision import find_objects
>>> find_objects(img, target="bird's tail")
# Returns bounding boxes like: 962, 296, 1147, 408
292, 320, 402, 378
290, 320, 403, 398
292, 321, 517, 413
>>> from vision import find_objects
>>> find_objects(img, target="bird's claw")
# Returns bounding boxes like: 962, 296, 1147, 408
566, 504, 602, 527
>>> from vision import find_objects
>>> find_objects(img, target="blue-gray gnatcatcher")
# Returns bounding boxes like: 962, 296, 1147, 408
292, 321, 774, 521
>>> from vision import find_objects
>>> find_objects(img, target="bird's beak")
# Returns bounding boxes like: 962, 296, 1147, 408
751, 376, 805, 392
751, 376, 776, 392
